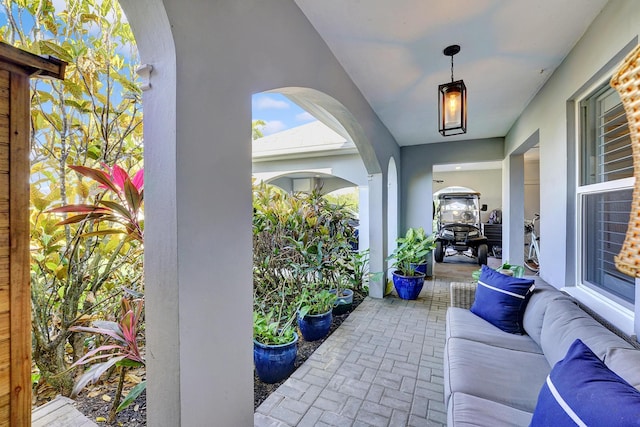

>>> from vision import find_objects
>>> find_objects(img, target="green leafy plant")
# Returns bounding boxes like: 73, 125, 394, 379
298, 287, 337, 317
342, 248, 370, 291
252, 182, 357, 346
387, 227, 436, 276
472, 262, 525, 281
2, 0, 145, 394
253, 311, 296, 346
70, 294, 145, 423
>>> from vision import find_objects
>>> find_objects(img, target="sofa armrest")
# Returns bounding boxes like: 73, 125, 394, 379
450, 281, 477, 309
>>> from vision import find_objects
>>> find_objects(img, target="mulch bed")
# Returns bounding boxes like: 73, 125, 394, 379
73, 388, 147, 426
63, 289, 367, 425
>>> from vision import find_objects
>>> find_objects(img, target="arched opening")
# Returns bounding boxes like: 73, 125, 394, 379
429, 158, 504, 275
251, 87, 380, 274
108, 3, 392, 425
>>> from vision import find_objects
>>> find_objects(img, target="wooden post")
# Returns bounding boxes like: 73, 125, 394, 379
0, 42, 65, 427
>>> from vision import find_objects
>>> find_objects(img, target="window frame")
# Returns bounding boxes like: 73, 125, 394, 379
575, 75, 635, 313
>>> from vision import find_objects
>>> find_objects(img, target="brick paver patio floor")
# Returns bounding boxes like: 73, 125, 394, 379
255, 276, 453, 427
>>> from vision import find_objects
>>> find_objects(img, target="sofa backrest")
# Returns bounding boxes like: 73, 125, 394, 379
522, 282, 572, 346
540, 298, 635, 367
604, 347, 640, 390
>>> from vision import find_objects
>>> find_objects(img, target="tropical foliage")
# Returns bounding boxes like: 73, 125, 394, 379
47, 162, 145, 415
69, 293, 145, 422
48, 164, 144, 243
387, 227, 436, 276
252, 119, 266, 140
252, 181, 360, 345
1, 0, 144, 397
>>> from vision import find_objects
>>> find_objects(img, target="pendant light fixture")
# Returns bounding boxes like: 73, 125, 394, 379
438, 44, 467, 136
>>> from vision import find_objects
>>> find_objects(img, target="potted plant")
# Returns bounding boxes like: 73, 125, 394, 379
329, 276, 354, 315
345, 248, 370, 291
402, 227, 436, 276
297, 285, 337, 341
252, 183, 306, 383
253, 310, 299, 384
331, 248, 370, 314
387, 227, 435, 300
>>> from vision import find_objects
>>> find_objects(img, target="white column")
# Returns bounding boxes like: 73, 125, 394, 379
358, 186, 370, 251
368, 173, 385, 298
506, 154, 525, 266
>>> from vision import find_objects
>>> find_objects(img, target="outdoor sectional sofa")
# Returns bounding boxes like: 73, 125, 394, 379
445, 270, 640, 426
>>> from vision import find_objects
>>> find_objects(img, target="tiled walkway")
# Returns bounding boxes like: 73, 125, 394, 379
254, 276, 454, 427
32, 395, 98, 427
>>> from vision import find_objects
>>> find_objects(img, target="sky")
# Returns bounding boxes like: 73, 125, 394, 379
0, 3, 309, 138
252, 92, 317, 136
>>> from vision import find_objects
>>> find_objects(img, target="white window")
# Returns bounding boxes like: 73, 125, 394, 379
577, 83, 635, 308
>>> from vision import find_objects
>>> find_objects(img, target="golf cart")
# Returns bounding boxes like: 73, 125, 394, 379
433, 191, 489, 265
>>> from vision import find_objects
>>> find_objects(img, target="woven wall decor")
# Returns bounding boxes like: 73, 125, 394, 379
611, 44, 640, 278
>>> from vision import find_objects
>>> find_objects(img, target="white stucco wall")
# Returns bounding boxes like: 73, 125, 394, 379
401, 138, 505, 234
504, 0, 640, 335
118, 0, 399, 424
524, 158, 540, 234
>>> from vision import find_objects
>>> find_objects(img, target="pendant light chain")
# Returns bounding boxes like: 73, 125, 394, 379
451, 55, 454, 82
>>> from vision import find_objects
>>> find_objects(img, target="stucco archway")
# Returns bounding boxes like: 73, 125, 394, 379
275, 87, 381, 175
253, 86, 387, 291
115, 2, 396, 424
115, 1, 180, 425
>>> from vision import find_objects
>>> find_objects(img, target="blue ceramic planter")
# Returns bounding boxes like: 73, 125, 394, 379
297, 309, 332, 341
253, 333, 298, 384
329, 289, 354, 315
392, 271, 425, 300
411, 262, 427, 275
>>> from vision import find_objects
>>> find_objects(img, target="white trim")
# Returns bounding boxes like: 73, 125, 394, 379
477, 280, 526, 299
573, 78, 635, 318
562, 285, 634, 336
252, 168, 333, 183
545, 376, 587, 427
578, 177, 635, 194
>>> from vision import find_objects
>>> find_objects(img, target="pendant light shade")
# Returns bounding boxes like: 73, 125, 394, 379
438, 45, 467, 136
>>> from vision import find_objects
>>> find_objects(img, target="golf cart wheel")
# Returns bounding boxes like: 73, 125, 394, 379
434, 241, 444, 262
477, 244, 488, 266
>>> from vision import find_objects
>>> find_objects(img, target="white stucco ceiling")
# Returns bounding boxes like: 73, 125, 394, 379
294, 0, 609, 146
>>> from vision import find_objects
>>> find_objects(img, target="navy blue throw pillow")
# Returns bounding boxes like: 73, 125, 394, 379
470, 265, 535, 334
530, 339, 640, 426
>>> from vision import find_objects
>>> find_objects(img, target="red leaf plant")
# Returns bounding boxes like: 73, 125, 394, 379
48, 164, 144, 242
69, 296, 145, 420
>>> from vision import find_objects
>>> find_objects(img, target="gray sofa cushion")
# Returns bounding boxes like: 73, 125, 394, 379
448, 392, 532, 427
447, 307, 542, 353
540, 299, 634, 366
605, 347, 640, 390
522, 283, 573, 346
444, 337, 550, 412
